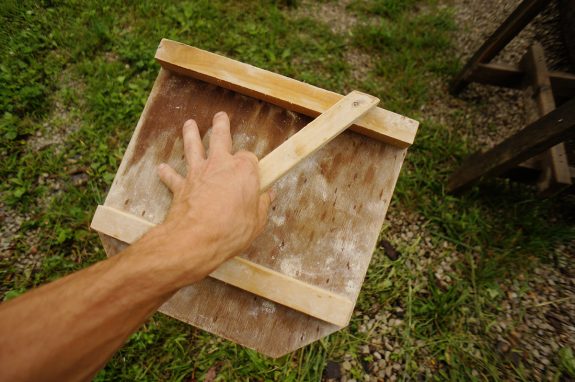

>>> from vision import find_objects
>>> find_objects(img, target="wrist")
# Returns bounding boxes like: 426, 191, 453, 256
124, 222, 216, 292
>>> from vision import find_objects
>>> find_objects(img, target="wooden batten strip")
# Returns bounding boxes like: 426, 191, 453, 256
91, 205, 354, 327
259, 90, 379, 190
155, 38, 418, 148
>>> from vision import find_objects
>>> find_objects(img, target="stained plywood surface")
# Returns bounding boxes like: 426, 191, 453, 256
100, 69, 407, 357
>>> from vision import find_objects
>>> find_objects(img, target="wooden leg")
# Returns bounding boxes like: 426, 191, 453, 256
450, 0, 548, 95
521, 43, 572, 196
447, 97, 575, 194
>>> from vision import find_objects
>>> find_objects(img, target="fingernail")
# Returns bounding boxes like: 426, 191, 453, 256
184, 119, 196, 127
214, 111, 227, 118
158, 163, 167, 170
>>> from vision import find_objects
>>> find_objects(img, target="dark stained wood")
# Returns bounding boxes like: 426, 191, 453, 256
99, 69, 407, 357
447, 97, 575, 194
470, 63, 525, 89
521, 43, 572, 196
469, 63, 575, 98
450, 0, 549, 94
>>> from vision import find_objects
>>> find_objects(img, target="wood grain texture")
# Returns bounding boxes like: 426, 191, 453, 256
91, 205, 355, 327
447, 96, 575, 194
521, 42, 572, 195
155, 39, 418, 148
98, 68, 408, 357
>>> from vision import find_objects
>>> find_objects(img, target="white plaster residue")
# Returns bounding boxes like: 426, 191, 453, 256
253, 137, 269, 158
261, 301, 276, 314
232, 132, 254, 152
247, 306, 259, 317
270, 214, 286, 227
279, 256, 302, 278
345, 279, 357, 293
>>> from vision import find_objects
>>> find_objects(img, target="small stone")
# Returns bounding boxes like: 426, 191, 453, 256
385, 366, 393, 377
371, 338, 382, 346
373, 352, 382, 360
324, 361, 341, 380
392, 363, 401, 371
342, 361, 352, 371
360, 345, 370, 354
496, 340, 510, 354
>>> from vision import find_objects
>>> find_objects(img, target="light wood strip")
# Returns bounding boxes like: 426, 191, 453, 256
259, 90, 378, 190
155, 38, 418, 148
91, 205, 354, 327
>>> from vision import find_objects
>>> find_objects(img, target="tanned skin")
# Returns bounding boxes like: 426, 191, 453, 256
0, 112, 272, 381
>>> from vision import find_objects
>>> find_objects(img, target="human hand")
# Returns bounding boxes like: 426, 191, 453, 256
149, 112, 272, 285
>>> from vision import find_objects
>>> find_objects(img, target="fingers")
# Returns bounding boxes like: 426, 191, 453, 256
182, 119, 205, 166
157, 163, 184, 192
208, 111, 233, 156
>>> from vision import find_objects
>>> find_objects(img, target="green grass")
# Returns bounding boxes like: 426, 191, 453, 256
1, 0, 574, 380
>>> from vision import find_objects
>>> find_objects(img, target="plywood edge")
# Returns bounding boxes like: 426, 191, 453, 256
155, 38, 418, 148
90, 205, 354, 327
103, 68, 170, 208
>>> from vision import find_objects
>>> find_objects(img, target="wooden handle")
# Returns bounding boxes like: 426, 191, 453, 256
259, 90, 379, 191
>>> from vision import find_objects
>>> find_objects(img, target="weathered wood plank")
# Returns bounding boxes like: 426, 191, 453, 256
447, 97, 575, 194
155, 39, 418, 148
470, 63, 575, 98
521, 43, 572, 196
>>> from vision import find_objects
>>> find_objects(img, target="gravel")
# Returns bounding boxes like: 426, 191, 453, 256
304, 0, 575, 380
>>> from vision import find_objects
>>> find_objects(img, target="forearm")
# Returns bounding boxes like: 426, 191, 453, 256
0, 226, 204, 382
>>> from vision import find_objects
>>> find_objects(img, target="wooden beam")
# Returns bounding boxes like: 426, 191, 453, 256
450, 0, 548, 94
470, 63, 525, 89
447, 97, 575, 194
155, 38, 418, 148
259, 91, 378, 190
91, 205, 354, 327
522, 43, 572, 196
469, 63, 575, 98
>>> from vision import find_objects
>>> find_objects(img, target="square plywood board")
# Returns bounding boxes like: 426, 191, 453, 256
96, 44, 414, 357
